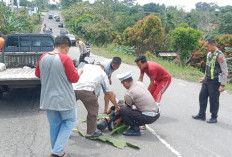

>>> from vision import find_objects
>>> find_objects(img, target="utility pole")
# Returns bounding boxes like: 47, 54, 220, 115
11, 0, 14, 12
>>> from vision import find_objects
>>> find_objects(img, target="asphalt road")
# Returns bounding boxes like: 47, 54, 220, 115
0, 11, 232, 157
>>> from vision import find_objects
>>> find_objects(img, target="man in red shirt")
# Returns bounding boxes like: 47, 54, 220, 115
135, 55, 171, 104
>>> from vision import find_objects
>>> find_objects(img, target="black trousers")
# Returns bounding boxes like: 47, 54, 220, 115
119, 106, 160, 127
79, 53, 88, 64
199, 79, 220, 118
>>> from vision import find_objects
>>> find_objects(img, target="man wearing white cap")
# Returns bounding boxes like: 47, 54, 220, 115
117, 72, 160, 136
73, 63, 120, 138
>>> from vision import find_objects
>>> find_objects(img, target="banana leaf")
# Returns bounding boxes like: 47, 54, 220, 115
110, 123, 130, 135
82, 113, 108, 122
74, 128, 139, 149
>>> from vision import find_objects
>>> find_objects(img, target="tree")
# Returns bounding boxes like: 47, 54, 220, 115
61, 0, 82, 8
218, 12, 232, 34
123, 14, 165, 53
143, 3, 166, 14
171, 27, 202, 66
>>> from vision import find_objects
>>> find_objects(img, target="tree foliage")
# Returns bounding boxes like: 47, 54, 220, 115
218, 12, 232, 34
123, 14, 165, 53
171, 27, 202, 66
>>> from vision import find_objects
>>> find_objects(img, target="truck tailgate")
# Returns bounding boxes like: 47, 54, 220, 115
0, 68, 40, 87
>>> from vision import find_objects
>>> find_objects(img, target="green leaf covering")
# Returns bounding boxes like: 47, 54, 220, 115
74, 128, 140, 149
82, 113, 108, 122
110, 123, 130, 135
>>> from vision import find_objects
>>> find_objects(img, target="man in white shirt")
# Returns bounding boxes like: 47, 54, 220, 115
73, 63, 120, 138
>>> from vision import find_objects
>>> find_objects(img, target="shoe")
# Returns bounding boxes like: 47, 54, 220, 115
85, 131, 102, 138
192, 114, 205, 121
207, 118, 217, 123
123, 126, 141, 136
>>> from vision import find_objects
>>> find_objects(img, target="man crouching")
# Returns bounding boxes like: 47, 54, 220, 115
117, 72, 160, 136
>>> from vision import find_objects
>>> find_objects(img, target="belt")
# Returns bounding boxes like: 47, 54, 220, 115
142, 111, 159, 117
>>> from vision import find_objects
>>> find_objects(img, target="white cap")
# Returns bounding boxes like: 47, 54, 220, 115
116, 71, 132, 81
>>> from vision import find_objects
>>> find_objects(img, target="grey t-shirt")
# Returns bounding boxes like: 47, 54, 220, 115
39, 54, 77, 111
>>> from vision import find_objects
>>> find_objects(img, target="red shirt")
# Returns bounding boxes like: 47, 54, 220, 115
141, 61, 171, 82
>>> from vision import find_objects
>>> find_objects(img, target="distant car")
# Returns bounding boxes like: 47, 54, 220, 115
60, 28, 68, 35
48, 14, 53, 19
66, 34, 76, 46
54, 14, 59, 19
55, 16, 60, 22
58, 22, 63, 28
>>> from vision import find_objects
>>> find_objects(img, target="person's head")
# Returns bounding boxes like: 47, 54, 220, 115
134, 55, 147, 70
117, 72, 133, 89
86, 41, 89, 44
53, 35, 71, 54
205, 38, 217, 53
111, 57, 121, 70
76, 38, 80, 44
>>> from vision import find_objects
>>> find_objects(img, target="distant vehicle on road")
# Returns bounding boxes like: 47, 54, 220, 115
55, 16, 60, 22
53, 14, 59, 19
58, 22, 63, 28
48, 14, 53, 19
66, 34, 76, 46
60, 28, 68, 35
0, 33, 54, 99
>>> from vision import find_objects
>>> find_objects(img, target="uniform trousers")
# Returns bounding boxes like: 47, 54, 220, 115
75, 90, 99, 134
199, 79, 220, 118
119, 106, 160, 127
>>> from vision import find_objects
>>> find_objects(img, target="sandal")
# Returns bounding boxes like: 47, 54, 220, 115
51, 152, 68, 157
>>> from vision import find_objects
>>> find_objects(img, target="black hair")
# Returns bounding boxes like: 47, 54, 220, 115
206, 38, 216, 44
112, 57, 121, 65
54, 35, 71, 47
134, 55, 147, 63
122, 77, 133, 83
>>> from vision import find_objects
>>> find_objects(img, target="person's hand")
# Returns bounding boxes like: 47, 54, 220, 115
78, 68, 83, 76
114, 118, 122, 126
219, 85, 225, 92
115, 106, 120, 114
109, 79, 112, 85
199, 77, 205, 83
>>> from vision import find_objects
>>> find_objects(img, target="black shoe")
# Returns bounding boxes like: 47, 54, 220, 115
207, 118, 217, 123
123, 126, 141, 136
192, 114, 206, 121
85, 131, 102, 138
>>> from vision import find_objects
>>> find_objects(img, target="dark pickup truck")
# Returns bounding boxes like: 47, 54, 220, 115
0, 33, 54, 98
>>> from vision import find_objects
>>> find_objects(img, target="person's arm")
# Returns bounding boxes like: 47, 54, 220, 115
105, 92, 120, 112
35, 53, 47, 78
138, 71, 144, 82
108, 75, 112, 85
62, 55, 80, 83
148, 78, 155, 91
218, 54, 228, 92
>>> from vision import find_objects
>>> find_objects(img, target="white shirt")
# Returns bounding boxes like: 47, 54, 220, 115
73, 64, 111, 92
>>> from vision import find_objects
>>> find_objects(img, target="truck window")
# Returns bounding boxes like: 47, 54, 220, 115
41, 37, 53, 47
31, 37, 41, 47
6, 36, 19, 47
20, 36, 30, 52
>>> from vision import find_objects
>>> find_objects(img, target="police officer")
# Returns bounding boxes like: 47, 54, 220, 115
117, 72, 160, 136
192, 38, 228, 123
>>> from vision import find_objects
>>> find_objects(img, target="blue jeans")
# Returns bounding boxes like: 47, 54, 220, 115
46, 108, 77, 155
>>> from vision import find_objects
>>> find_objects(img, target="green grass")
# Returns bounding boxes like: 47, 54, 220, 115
91, 45, 232, 93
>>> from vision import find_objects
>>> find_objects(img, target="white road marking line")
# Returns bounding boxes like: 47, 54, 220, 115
146, 125, 182, 157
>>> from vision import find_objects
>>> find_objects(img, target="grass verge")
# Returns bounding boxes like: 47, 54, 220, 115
91, 45, 232, 93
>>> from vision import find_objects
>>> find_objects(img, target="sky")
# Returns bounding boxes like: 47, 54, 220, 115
135, 0, 232, 12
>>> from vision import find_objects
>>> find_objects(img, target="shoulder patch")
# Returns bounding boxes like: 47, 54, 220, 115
218, 55, 224, 63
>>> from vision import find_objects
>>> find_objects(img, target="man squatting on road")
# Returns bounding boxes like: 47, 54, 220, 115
117, 72, 160, 136
35, 35, 81, 157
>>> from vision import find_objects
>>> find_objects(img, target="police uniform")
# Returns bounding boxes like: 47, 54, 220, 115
199, 48, 228, 119
117, 72, 160, 136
